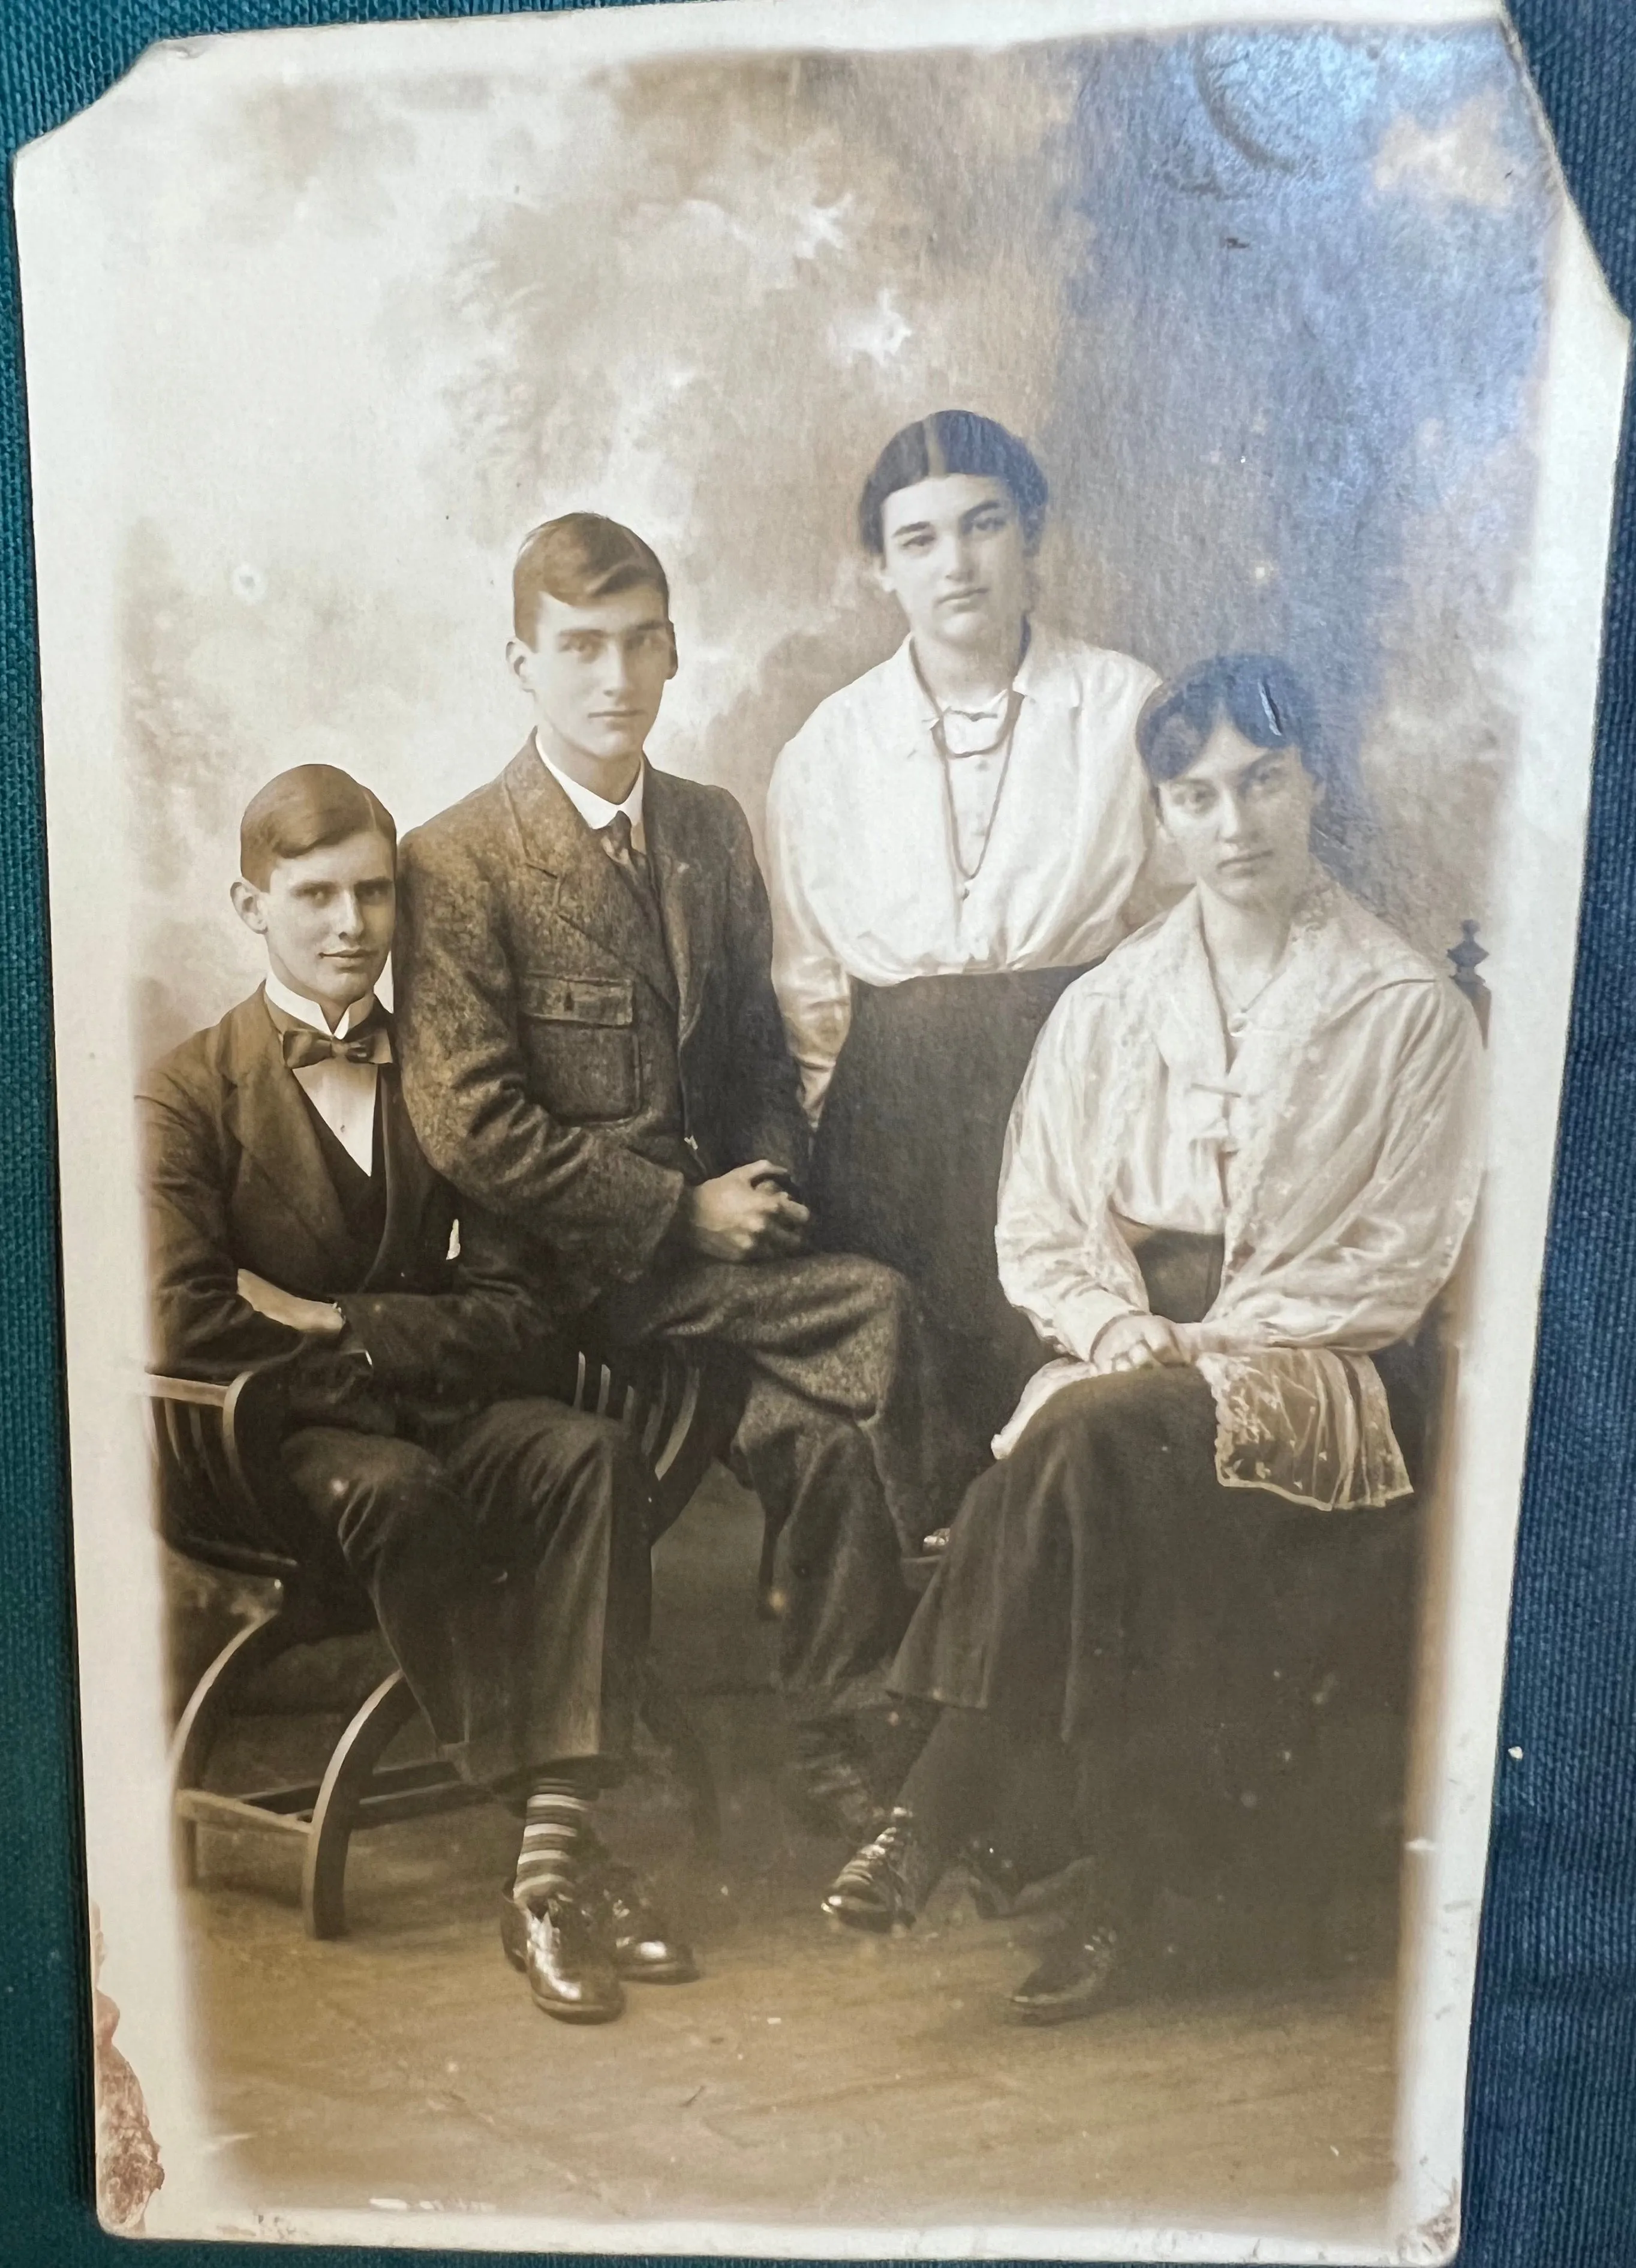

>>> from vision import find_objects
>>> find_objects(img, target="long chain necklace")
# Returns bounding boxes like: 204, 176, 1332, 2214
933, 689, 1023, 897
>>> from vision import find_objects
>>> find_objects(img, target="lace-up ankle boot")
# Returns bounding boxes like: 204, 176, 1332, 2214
822, 1808, 941, 1933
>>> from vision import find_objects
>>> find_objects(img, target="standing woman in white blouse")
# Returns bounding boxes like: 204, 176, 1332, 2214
819, 654, 1485, 2023
766, 412, 1160, 1506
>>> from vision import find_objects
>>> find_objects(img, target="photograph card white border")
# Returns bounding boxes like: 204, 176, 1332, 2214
14, 0, 1628, 2252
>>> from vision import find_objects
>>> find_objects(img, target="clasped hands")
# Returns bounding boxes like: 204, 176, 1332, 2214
1091, 1310, 1200, 1374
675, 1159, 810, 1265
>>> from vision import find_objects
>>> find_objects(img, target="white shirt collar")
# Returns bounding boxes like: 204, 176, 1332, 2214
891, 619, 1078, 754
264, 971, 378, 1037
534, 731, 645, 833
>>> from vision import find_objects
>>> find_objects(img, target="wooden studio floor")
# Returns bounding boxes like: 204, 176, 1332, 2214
177, 1464, 1406, 2249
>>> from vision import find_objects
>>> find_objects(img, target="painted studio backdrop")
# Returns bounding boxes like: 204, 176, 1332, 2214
125, 20, 1548, 1060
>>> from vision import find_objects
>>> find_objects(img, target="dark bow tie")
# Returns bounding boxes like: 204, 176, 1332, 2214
281, 1022, 393, 1071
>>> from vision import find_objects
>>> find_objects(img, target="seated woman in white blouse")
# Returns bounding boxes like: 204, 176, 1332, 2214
820, 653, 1485, 2023
766, 412, 1160, 1518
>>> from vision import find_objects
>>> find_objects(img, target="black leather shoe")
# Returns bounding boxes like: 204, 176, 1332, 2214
499, 1892, 624, 2024
822, 1807, 940, 1933
593, 1858, 699, 1984
1008, 1922, 1122, 2025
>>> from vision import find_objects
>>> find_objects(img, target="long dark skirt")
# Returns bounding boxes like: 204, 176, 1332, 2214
891, 1237, 1420, 1879
810, 967, 1090, 1512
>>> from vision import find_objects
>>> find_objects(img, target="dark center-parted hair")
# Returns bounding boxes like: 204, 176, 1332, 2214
239, 765, 397, 888
1136, 655, 1321, 788
858, 411, 1049, 557
513, 512, 672, 642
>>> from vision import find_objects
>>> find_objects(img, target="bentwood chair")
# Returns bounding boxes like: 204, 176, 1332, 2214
149, 1340, 740, 1938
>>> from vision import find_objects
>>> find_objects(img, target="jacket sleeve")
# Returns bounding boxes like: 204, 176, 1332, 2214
718, 793, 812, 1185
139, 1066, 561, 1416
395, 824, 685, 1288
338, 1203, 569, 1406
137, 1082, 312, 1382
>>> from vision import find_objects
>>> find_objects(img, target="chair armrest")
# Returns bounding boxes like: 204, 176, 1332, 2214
147, 1373, 229, 1408
146, 1356, 302, 1575
151, 1337, 742, 1568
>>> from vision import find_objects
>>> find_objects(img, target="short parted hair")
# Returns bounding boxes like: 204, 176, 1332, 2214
1136, 655, 1321, 789
858, 411, 1050, 557
239, 765, 397, 889
512, 512, 672, 642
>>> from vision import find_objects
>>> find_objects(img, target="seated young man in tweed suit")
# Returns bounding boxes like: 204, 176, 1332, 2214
394, 516, 930, 1839
140, 762, 694, 2025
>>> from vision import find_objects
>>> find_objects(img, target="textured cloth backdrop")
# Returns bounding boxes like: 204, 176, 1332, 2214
1, 4, 1632, 2264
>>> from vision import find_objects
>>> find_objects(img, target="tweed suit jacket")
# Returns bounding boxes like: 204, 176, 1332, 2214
139, 987, 555, 1404
395, 747, 810, 1315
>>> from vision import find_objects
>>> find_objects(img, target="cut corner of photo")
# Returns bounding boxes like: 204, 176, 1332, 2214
14, 0, 1628, 2254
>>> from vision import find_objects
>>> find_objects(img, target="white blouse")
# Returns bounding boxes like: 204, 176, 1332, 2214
765, 625, 1160, 1120
994, 878, 1486, 1509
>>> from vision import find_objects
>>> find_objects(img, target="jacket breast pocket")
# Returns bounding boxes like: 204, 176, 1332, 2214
517, 973, 640, 1123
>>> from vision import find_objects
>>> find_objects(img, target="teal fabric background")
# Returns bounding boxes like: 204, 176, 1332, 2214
1, 4, 1631, 2263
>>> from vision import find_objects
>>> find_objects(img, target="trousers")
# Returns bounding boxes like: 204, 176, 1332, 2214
280, 1397, 652, 1791
594, 1248, 924, 1717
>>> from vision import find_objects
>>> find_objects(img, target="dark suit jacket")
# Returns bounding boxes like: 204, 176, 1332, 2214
139, 988, 556, 1409
395, 747, 809, 1315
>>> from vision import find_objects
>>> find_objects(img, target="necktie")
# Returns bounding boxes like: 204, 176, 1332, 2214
602, 809, 658, 909
602, 808, 646, 873
281, 1021, 394, 1071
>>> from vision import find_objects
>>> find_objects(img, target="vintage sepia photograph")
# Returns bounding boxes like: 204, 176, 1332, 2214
14, 0, 1628, 2254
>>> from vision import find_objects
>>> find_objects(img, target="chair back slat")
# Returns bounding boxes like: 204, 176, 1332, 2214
158, 1395, 189, 1481
651, 1361, 702, 1492
153, 1391, 234, 1547
637, 1374, 670, 1467
646, 1350, 737, 1542
196, 1405, 243, 1525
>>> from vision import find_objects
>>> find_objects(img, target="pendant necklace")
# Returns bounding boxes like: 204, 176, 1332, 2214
1210, 947, 1285, 1042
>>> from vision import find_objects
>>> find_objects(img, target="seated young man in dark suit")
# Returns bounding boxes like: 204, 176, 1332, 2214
140, 762, 694, 2025
394, 516, 930, 1839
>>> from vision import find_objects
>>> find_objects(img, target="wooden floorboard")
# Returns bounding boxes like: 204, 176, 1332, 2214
176, 1464, 1404, 2247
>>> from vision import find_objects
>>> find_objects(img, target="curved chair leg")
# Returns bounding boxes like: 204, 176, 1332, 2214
168, 1607, 299, 1888
641, 1673, 722, 1859
301, 1671, 422, 1941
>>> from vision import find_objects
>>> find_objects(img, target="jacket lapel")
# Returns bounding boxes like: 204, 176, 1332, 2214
643, 764, 715, 1046
502, 745, 679, 1009
366, 1050, 439, 1289
221, 991, 351, 1261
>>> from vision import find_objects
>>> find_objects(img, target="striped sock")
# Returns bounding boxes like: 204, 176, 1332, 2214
512, 1775, 595, 1913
